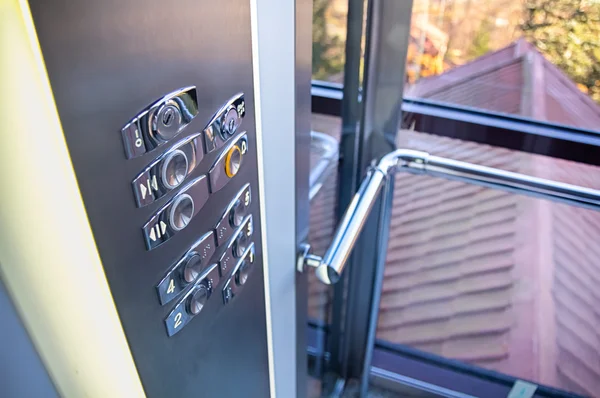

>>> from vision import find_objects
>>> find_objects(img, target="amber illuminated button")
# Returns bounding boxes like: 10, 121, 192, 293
208, 133, 247, 193
225, 144, 242, 178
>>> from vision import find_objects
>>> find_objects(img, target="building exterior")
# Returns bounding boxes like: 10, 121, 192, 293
310, 40, 600, 397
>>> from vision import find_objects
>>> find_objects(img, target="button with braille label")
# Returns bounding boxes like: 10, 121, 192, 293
156, 231, 216, 305
164, 263, 219, 337
218, 215, 253, 277
222, 243, 255, 304
214, 184, 251, 246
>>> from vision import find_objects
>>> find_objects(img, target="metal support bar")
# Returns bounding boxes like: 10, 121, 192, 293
301, 148, 600, 284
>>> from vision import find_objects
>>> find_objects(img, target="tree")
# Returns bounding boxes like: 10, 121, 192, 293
312, 0, 345, 81
521, 0, 600, 103
468, 19, 492, 59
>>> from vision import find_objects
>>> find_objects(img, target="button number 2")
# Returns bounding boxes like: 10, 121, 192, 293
174, 312, 183, 329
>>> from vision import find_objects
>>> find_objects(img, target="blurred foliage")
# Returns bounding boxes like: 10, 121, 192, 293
468, 19, 492, 59
522, 0, 600, 102
312, 0, 345, 80
312, 0, 600, 104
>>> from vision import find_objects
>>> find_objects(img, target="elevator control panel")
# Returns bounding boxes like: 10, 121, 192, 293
117, 88, 259, 338
35, 1, 270, 393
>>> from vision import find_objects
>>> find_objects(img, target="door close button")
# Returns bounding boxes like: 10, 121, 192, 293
168, 194, 194, 231
142, 175, 209, 250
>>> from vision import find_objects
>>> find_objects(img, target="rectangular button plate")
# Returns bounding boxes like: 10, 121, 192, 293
208, 132, 248, 194
142, 175, 210, 250
121, 86, 199, 159
218, 215, 253, 277
222, 243, 255, 304
132, 132, 204, 207
164, 263, 219, 337
156, 231, 217, 305
203, 93, 245, 154
214, 183, 251, 246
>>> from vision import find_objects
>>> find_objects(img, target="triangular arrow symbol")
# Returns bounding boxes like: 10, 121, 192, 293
160, 221, 167, 234
151, 174, 158, 191
140, 183, 147, 199
149, 228, 156, 242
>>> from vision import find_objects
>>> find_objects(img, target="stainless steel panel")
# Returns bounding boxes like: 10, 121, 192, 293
29, 0, 270, 396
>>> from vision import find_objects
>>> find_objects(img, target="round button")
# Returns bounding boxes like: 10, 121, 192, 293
153, 101, 183, 141
221, 107, 241, 137
169, 194, 194, 231
182, 253, 203, 284
229, 200, 247, 227
233, 235, 249, 258
224, 145, 242, 178
235, 260, 251, 286
187, 284, 209, 315
161, 149, 189, 189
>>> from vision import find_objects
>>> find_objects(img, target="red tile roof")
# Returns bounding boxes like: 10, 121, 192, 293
309, 39, 600, 396
406, 39, 600, 130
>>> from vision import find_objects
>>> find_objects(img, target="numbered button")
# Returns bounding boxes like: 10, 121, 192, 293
214, 184, 251, 246
218, 215, 253, 277
164, 263, 219, 337
156, 231, 216, 305
208, 133, 248, 193
222, 243, 255, 304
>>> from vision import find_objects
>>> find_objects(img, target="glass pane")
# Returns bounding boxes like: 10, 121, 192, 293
376, 129, 600, 397
307, 113, 341, 397
312, 0, 348, 82
308, 114, 341, 324
405, 0, 600, 132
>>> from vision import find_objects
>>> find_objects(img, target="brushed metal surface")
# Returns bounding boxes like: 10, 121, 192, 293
29, 0, 270, 396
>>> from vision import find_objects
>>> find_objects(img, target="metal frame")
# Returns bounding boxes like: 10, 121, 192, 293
312, 84, 600, 167
324, 1, 415, 396
251, 0, 312, 395
371, 341, 583, 398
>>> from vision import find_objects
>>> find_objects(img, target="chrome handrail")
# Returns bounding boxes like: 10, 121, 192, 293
302, 149, 600, 284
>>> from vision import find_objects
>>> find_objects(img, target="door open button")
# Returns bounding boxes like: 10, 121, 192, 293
169, 194, 194, 231
161, 149, 189, 189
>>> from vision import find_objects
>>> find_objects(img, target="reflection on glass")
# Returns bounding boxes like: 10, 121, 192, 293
312, 0, 348, 82
377, 130, 600, 397
308, 114, 342, 323
405, 0, 600, 131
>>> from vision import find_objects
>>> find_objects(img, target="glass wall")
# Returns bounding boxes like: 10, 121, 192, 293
405, 0, 600, 131
376, 130, 600, 397
312, 0, 348, 82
